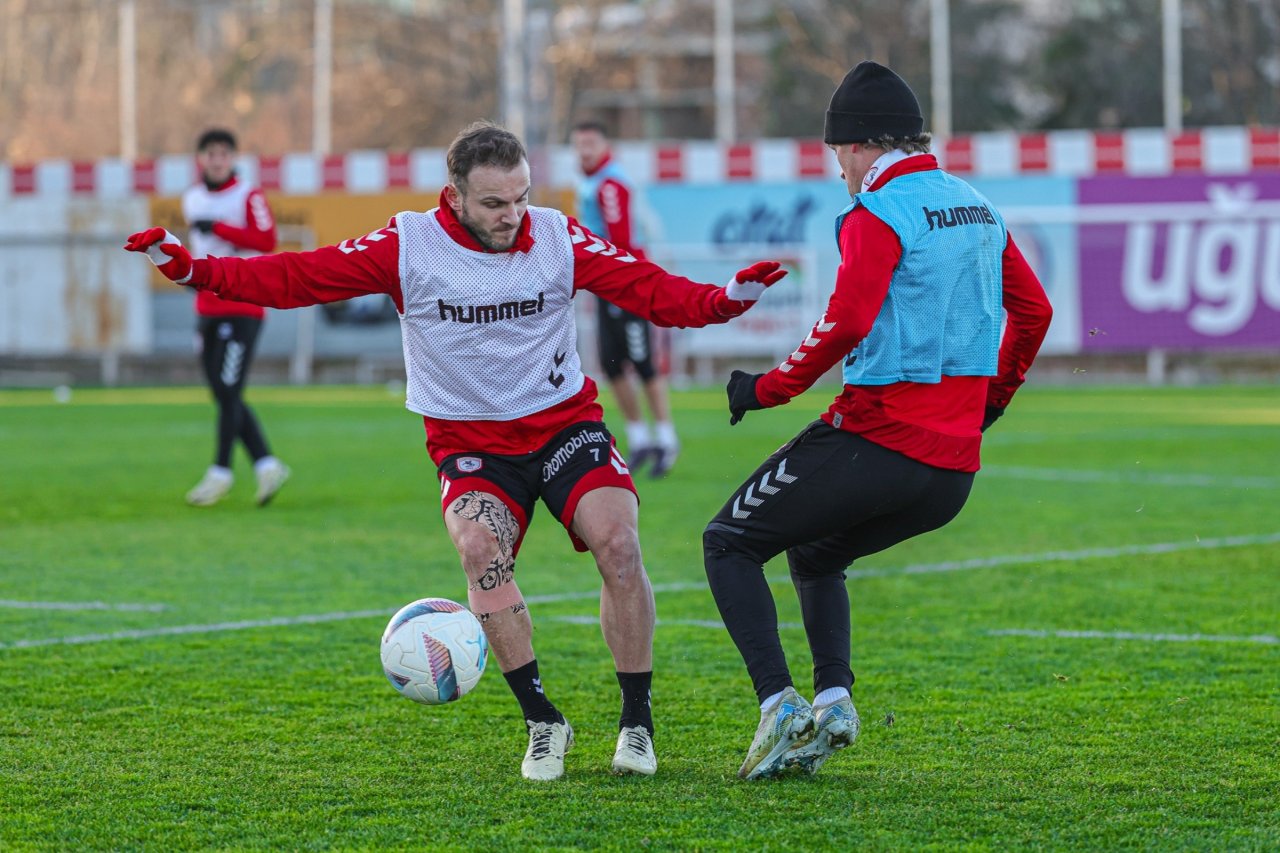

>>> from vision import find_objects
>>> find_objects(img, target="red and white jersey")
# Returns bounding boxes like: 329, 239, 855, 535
185, 200, 752, 463
397, 206, 583, 419
182, 178, 273, 259
181, 176, 276, 318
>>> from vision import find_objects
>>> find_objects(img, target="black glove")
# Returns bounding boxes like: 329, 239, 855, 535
191, 219, 217, 234
981, 404, 1006, 432
726, 370, 765, 426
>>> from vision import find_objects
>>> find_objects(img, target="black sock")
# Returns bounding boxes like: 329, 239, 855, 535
617, 670, 653, 735
502, 660, 561, 724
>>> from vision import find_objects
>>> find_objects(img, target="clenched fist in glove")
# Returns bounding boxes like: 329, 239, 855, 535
726, 370, 766, 426
123, 228, 194, 284
725, 261, 788, 303
980, 404, 1005, 433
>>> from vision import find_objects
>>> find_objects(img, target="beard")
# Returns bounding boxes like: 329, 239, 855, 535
456, 205, 518, 252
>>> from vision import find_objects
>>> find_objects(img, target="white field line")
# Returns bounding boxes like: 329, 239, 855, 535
3, 532, 1276, 651
844, 531, 1280, 579
544, 614, 803, 631
989, 628, 1279, 645
982, 465, 1279, 490
0, 599, 169, 612
525, 581, 706, 605
0, 609, 391, 650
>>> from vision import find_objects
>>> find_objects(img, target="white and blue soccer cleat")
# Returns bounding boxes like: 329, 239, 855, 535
783, 695, 860, 775
738, 687, 816, 780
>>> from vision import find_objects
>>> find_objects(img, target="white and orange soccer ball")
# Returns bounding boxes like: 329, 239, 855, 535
380, 598, 488, 705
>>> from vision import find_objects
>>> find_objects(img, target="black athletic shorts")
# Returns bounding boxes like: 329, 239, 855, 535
597, 300, 656, 381
197, 315, 262, 393
437, 421, 636, 555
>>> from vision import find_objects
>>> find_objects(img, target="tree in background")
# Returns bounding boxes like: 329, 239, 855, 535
3, 0, 1280, 163
764, 0, 1027, 137
1181, 0, 1280, 126
1032, 0, 1164, 129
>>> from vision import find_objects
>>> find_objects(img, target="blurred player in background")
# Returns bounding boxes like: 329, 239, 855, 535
125, 121, 787, 782
181, 128, 290, 508
703, 61, 1054, 779
571, 120, 678, 477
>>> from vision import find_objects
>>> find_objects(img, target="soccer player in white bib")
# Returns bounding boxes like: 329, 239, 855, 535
125, 121, 787, 782
181, 128, 290, 508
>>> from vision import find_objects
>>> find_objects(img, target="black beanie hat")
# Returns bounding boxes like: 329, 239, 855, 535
824, 61, 924, 145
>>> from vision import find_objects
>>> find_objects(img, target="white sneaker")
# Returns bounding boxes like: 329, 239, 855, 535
254, 460, 290, 506
738, 687, 815, 780
186, 467, 233, 507
521, 718, 574, 781
611, 725, 657, 776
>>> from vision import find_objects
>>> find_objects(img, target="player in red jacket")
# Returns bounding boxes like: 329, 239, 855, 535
125, 121, 786, 783
181, 128, 290, 508
703, 62, 1054, 779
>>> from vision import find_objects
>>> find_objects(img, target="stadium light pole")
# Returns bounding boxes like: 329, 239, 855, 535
929, 0, 952, 139
313, 0, 333, 155
502, 0, 527, 142
1162, 0, 1183, 133
118, 0, 137, 160
713, 0, 735, 143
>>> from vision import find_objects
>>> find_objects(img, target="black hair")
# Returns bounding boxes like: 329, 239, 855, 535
571, 119, 610, 138
196, 128, 238, 152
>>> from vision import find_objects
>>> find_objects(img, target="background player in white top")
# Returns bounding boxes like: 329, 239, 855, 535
571, 120, 680, 477
125, 121, 787, 782
180, 128, 290, 508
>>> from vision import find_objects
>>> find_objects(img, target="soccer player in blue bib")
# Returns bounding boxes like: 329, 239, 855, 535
703, 61, 1054, 779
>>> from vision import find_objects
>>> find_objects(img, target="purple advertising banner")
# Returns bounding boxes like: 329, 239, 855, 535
1078, 174, 1280, 350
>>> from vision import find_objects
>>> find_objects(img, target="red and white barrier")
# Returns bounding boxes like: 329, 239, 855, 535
3, 127, 1279, 198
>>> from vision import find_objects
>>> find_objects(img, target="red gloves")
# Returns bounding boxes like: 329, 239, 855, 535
123, 228, 194, 284
725, 260, 788, 303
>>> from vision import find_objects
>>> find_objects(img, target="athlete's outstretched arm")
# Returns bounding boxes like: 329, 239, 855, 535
124, 223, 404, 312
566, 218, 784, 327
752, 209, 899, 408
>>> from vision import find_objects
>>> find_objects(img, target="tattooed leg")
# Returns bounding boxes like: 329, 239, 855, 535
444, 490, 534, 673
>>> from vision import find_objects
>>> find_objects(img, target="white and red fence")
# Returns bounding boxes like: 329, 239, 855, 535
4, 127, 1280, 198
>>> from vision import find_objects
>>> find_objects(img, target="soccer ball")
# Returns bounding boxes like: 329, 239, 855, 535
380, 598, 488, 705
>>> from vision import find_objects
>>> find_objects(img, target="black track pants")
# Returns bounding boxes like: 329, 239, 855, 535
703, 421, 975, 702
198, 316, 270, 468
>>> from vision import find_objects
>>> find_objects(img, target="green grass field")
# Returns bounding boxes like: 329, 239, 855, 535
1, 383, 1278, 851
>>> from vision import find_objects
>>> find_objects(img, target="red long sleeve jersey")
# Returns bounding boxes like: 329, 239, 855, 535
186, 203, 746, 464
754, 155, 1053, 472
587, 155, 645, 258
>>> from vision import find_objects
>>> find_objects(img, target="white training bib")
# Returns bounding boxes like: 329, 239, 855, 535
396, 206, 584, 421
181, 180, 273, 260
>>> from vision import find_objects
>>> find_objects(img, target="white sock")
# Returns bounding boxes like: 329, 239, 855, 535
253, 456, 281, 475
759, 690, 786, 712
654, 421, 678, 451
625, 421, 652, 452
206, 465, 233, 482
813, 687, 850, 706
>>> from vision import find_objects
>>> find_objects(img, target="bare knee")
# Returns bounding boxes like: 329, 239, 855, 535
592, 527, 645, 585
